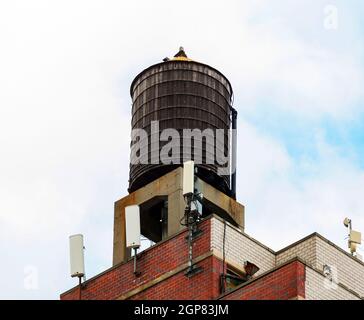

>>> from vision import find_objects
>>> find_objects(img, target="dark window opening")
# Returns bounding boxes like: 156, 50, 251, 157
140, 196, 168, 243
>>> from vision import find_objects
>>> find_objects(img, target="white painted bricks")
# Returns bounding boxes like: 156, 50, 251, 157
211, 218, 275, 276
210, 216, 364, 299
276, 235, 364, 297
305, 267, 359, 300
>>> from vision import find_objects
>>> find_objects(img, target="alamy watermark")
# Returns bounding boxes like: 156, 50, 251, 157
324, 4, 339, 30
24, 265, 39, 290
130, 121, 236, 176
323, 264, 338, 290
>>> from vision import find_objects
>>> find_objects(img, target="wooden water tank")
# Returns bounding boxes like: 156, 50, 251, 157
129, 49, 233, 196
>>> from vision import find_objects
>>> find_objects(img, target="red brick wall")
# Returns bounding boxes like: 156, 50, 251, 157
61, 219, 212, 300
131, 258, 306, 300
61, 216, 307, 301
130, 256, 216, 300
220, 260, 306, 300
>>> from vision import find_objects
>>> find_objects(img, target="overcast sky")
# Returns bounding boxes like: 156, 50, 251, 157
0, 0, 363, 299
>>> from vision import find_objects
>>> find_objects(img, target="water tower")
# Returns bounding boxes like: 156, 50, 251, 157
113, 48, 244, 265
129, 47, 233, 196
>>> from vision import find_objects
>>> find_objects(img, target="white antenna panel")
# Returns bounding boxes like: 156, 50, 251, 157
125, 205, 141, 249
69, 234, 85, 278
183, 160, 194, 196
350, 230, 362, 244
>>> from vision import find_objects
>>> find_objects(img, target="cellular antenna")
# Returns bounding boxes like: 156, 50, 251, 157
69, 234, 85, 299
125, 205, 141, 275
343, 217, 362, 258
183, 160, 195, 197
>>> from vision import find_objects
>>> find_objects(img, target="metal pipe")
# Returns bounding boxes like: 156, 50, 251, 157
133, 248, 137, 274
78, 276, 82, 300
220, 221, 227, 293
185, 195, 194, 274
188, 224, 193, 271
231, 107, 237, 199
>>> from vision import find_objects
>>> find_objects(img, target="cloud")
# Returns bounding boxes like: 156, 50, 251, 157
228, 0, 364, 119
239, 124, 364, 251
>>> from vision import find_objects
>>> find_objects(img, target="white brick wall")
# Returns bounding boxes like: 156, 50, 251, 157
210, 217, 364, 299
305, 267, 360, 300
315, 237, 364, 297
276, 236, 317, 267
210, 218, 275, 275
276, 234, 364, 298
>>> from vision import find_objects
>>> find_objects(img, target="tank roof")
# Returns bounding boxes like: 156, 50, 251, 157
129, 48, 233, 98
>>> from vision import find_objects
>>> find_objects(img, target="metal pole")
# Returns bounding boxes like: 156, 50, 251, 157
188, 221, 193, 272
231, 107, 237, 199
78, 276, 82, 300
182, 193, 203, 277
222, 221, 227, 293
133, 248, 137, 274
